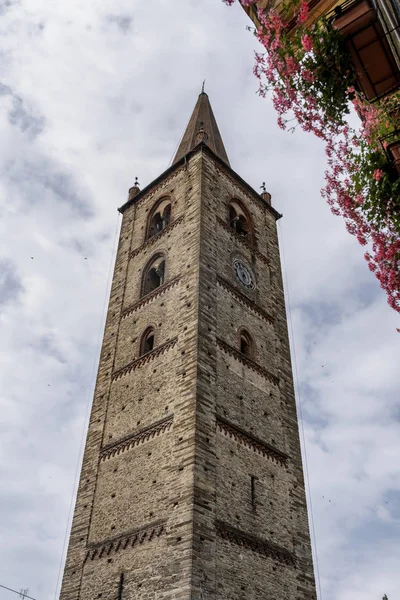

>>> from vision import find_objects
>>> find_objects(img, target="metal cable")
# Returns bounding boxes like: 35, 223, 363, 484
278, 219, 323, 600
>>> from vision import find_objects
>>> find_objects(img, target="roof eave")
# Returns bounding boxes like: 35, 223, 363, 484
118, 143, 282, 221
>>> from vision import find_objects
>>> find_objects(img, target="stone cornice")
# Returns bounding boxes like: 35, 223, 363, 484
216, 338, 279, 387
121, 277, 181, 320
216, 276, 274, 325
112, 337, 178, 381
130, 216, 184, 259
119, 144, 282, 221
85, 520, 166, 562
216, 416, 288, 466
119, 165, 185, 213
216, 520, 296, 567
100, 415, 174, 461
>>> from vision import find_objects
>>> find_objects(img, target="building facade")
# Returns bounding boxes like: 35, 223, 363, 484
59, 92, 317, 600
242, 0, 400, 104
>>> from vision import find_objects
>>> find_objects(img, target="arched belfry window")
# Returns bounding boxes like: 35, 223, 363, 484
141, 254, 166, 297
228, 200, 253, 242
239, 329, 254, 359
146, 198, 172, 240
140, 327, 155, 356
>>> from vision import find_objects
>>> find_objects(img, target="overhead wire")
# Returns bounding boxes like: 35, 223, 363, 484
0, 584, 37, 600
277, 219, 323, 600
53, 212, 122, 600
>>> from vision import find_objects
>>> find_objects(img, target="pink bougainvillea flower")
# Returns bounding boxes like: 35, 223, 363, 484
303, 68, 314, 83
297, 1, 310, 24
301, 34, 314, 52
223, 0, 400, 315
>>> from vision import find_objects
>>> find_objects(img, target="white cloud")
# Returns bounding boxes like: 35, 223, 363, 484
0, 1, 398, 599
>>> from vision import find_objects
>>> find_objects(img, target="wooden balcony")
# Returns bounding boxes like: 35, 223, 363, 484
379, 128, 400, 174
241, 0, 400, 101
332, 0, 400, 100
388, 139, 400, 173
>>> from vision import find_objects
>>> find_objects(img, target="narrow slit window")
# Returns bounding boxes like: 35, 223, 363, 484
239, 330, 253, 358
140, 328, 155, 356
117, 573, 124, 600
251, 475, 257, 511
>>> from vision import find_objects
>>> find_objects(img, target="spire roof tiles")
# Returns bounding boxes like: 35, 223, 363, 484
172, 91, 230, 166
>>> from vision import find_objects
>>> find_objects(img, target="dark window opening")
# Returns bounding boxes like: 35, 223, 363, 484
140, 328, 155, 356
163, 203, 171, 225
251, 475, 257, 511
147, 202, 172, 240
236, 215, 248, 237
117, 573, 124, 600
240, 331, 252, 357
142, 259, 165, 296
229, 202, 250, 238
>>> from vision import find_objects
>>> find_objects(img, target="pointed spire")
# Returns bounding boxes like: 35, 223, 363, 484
173, 90, 230, 166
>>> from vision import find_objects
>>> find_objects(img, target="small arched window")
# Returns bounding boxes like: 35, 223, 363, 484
140, 327, 155, 356
141, 254, 166, 297
146, 198, 172, 240
229, 200, 253, 241
239, 330, 253, 358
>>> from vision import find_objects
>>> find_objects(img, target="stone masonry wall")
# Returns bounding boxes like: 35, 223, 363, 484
59, 153, 204, 600
59, 144, 316, 600
192, 148, 316, 600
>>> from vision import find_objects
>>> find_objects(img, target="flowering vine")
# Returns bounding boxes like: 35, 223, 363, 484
223, 0, 400, 315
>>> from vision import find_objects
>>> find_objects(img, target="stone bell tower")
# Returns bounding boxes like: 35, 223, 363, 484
59, 91, 317, 600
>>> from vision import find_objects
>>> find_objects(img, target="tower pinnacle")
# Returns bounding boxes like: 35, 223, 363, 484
172, 91, 230, 166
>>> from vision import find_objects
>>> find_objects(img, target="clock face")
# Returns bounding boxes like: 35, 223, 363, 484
233, 259, 256, 290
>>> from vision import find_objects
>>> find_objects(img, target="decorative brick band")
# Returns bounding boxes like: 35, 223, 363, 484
216, 338, 279, 387
121, 277, 181, 320
217, 276, 274, 325
216, 520, 296, 566
100, 415, 174, 461
216, 416, 288, 466
112, 337, 178, 381
130, 216, 184, 259
84, 520, 166, 562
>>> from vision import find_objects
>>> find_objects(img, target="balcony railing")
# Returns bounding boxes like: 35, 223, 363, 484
380, 128, 400, 173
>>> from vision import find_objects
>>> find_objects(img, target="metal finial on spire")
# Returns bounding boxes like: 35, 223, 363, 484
201, 80, 206, 94
128, 176, 141, 201
260, 182, 272, 206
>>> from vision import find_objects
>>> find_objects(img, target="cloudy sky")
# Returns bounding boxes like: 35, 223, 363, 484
0, 1, 399, 599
